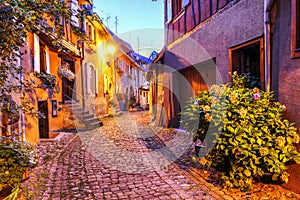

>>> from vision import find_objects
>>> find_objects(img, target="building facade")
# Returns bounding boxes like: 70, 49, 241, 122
151, 0, 300, 193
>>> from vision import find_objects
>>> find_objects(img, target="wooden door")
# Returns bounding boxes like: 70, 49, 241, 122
38, 100, 49, 138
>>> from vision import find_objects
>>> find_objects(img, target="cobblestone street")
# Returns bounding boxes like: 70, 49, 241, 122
24, 111, 300, 200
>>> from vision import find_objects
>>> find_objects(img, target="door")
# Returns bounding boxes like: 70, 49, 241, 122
172, 59, 216, 127
38, 100, 49, 138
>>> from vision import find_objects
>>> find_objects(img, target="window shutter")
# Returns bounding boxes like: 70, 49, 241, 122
91, 67, 95, 94
95, 69, 98, 94
33, 33, 40, 72
85, 63, 91, 94
45, 46, 50, 74
70, 0, 79, 27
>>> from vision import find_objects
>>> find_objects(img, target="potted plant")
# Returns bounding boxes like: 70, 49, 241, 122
57, 63, 75, 81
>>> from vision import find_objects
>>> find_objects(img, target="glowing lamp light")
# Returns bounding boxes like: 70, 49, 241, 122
107, 45, 115, 55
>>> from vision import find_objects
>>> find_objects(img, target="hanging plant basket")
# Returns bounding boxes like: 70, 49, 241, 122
35, 72, 58, 90
58, 63, 75, 81
2, 99, 20, 125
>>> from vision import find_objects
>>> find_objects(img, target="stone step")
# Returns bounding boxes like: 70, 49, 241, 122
64, 101, 101, 130
72, 110, 90, 116
83, 117, 99, 124
86, 121, 103, 129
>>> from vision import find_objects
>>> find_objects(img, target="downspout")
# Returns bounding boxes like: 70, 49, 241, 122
20, 70, 26, 141
264, 0, 275, 92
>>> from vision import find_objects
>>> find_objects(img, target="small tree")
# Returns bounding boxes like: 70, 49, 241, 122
0, 0, 86, 197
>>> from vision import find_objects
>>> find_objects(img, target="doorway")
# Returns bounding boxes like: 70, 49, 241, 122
38, 100, 49, 138
62, 60, 75, 103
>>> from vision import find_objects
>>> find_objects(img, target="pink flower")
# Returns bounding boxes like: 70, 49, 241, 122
253, 93, 260, 101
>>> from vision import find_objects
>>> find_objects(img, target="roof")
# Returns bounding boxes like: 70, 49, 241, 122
131, 52, 152, 64
151, 49, 192, 71
106, 28, 134, 53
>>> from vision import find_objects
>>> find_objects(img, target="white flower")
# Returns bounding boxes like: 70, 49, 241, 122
58, 63, 75, 81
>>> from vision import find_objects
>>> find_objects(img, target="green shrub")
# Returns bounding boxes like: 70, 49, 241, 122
181, 73, 300, 191
0, 134, 37, 192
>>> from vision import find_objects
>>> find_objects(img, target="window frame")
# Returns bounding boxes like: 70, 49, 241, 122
166, 0, 190, 23
291, 0, 300, 58
228, 37, 265, 90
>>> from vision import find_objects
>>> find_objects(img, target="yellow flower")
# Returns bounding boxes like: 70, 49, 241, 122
238, 180, 245, 187
281, 174, 289, 183
229, 92, 238, 104
244, 169, 251, 177
205, 113, 212, 122
293, 134, 300, 143
245, 178, 252, 186
224, 180, 233, 188
259, 147, 268, 156
192, 156, 197, 163
200, 158, 207, 165
253, 87, 260, 93
280, 104, 287, 111
274, 102, 281, 106
203, 105, 210, 113
276, 136, 286, 148
238, 108, 247, 118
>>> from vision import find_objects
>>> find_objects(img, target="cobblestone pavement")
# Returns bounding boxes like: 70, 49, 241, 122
23, 111, 300, 200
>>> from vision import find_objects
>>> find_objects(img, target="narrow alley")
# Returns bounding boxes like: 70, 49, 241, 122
23, 112, 299, 200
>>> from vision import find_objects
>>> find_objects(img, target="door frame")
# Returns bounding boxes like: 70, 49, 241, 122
38, 100, 49, 139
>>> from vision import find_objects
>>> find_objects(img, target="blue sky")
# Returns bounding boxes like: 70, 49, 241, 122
94, 0, 164, 57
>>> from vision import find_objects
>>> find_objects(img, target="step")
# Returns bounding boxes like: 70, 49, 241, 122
83, 117, 99, 124
72, 110, 89, 115
86, 121, 103, 129
83, 113, 95, 120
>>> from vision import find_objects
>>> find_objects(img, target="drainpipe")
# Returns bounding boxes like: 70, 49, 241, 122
264, 0, 275, 92
20, 71, 26, 141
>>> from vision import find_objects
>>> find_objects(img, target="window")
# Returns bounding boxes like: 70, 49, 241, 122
86, 64, 96, 94
70, 0, 79, 27
167, 0, 189, 22
229, 37, 265, 89
86, 24, 92, 40
167, 0, 172, 22
291, 0, 300, 58
40, 44, 47, 73
182, 0, 189, 8
93, 29, 96, 43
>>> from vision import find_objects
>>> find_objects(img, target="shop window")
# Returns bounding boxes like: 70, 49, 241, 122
291, 0, 300, 58
229, 37, 265, 89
